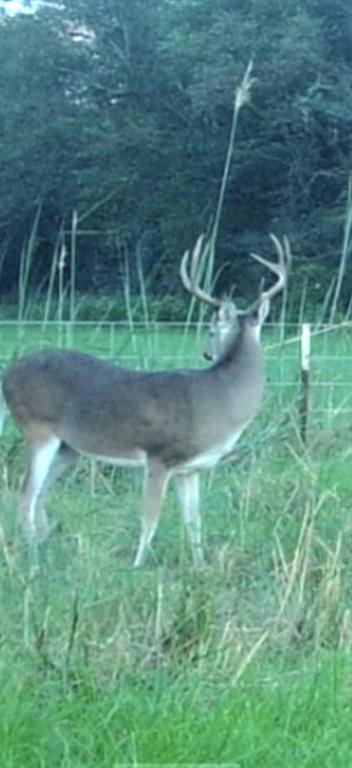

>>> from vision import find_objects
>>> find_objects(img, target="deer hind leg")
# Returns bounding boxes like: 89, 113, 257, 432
20, 434, 61, 544
133, 459, 171, 568
175, 471, 204, 567
35, 443, 78, 540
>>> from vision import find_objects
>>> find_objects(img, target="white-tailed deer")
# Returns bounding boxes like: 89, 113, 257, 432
0, 234, 291, 566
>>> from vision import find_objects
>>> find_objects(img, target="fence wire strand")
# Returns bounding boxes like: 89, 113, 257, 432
0, 320, 351, 419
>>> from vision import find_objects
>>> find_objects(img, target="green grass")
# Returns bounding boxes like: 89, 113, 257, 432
1, 652, 352, 767
1, 320, 352, 766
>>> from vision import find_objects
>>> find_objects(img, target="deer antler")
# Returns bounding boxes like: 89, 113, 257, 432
180, 235, 222, 309
250, 234, 292, 303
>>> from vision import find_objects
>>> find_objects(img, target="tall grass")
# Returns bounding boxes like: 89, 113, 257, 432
17, 204, 42, 324
69, 210, 78, 334
181, 61, 256, 345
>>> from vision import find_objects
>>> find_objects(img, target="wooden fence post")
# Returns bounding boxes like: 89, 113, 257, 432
299, 323, 311, 444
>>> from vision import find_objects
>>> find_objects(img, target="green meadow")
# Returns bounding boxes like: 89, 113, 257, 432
1, 320, 352, 767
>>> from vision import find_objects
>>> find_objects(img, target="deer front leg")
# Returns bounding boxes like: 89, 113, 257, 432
35, 443, 78, 540
133, 459, 171, 568
175, 471, 204, 567
20, 435, 61, 544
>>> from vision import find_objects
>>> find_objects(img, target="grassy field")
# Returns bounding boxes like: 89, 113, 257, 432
1, 320, 352, 767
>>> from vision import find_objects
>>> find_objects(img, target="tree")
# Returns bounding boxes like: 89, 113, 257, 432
0, 0, 352, 311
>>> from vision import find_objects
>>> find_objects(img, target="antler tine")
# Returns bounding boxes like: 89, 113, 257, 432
180, 235, 222, 308
250, 233, 291, 301
190, 233, 204, 284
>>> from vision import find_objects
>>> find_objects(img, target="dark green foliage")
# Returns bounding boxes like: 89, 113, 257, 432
0, 0, 352, 311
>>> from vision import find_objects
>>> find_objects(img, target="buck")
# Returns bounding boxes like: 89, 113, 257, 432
0, 234, 291, 566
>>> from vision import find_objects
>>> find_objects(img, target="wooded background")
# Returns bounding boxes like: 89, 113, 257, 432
1, 0, 351, 314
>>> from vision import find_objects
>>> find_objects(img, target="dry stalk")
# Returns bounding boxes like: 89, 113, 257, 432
31, 606, 59, 674
285, 440, 314, 476
23, 582, 33, 648
274, 493, 327, 624
231, 629, 269, 687
0, 519, 16, 575
314, 532, 343, 646
89, 460, 117, 497
154, 575, 164, 645
89, 459, 97, 497
273, 530, 289, 585
217, 620, 238, 672
275, 502, 312, 621
297, 516, 315, 604
65, 592, 80, 670
217, 620, 250, 675
272, 483, 301, 580
339, 609, 352, 649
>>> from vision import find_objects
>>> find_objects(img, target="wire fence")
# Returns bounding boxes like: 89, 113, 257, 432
0, 319, 351, 428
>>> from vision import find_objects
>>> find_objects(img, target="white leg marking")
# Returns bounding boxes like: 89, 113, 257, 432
176, 472, 204, 566
23, 436, 61, 541
133, 461, 171, 568
133, 518, 159, 569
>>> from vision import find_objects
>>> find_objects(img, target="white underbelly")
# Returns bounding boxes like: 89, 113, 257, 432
83, 449, 147, 468
179, 428, 245, 472
80, 428, 244, 473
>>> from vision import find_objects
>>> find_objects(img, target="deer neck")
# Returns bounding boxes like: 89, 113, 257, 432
213, 320, 263, 374
206, 320, 265, 427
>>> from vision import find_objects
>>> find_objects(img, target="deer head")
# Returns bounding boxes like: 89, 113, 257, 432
180, 233, 291, 360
